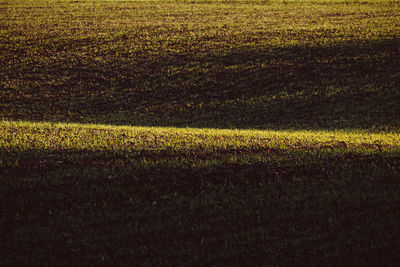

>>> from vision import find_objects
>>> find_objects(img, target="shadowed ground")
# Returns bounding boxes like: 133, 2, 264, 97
1, 146, 399, 265
2, 39, 399, 130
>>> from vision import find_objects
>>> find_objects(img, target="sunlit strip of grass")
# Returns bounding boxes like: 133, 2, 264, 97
2, 120, 400, 149
1, 120, 399, 170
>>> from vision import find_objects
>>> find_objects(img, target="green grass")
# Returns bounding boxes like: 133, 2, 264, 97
1, 121, 400, 265
1, 0, 399, 130
1, 0, 400, 265
2, 120, 399, 169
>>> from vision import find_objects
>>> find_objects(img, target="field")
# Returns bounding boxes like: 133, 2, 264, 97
1, 0, 400, 265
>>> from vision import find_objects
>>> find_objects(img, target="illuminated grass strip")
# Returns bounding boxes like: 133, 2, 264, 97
1, 120, 399, 169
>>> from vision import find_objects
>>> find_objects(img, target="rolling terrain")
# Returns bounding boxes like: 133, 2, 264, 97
1, 0, 400, 264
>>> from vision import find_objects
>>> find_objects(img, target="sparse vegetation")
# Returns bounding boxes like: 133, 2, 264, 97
1, 0, 400, 265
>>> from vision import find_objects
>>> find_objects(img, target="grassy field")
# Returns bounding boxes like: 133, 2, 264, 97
1, 0, 400, 265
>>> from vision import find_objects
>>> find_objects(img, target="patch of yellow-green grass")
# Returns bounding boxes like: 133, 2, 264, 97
1, 120, 399, 169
